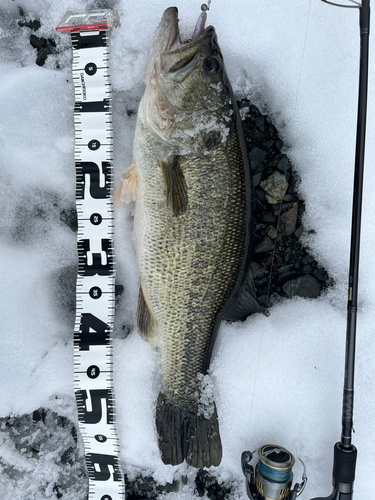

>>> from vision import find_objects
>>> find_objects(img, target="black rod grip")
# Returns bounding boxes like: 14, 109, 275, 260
332, 443, 357, 488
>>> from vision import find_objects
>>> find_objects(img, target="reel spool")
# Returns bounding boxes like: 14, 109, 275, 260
241, 445, 307, 500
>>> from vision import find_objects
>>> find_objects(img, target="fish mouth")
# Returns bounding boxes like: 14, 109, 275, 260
163, 7, 212, 52
160, 7, 218, 78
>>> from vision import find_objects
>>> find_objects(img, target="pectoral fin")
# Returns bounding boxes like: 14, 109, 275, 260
137, 286, 157, 344
114, 163, 138, 205
159, 156, 188, 216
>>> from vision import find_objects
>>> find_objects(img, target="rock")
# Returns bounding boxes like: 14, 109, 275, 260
294, 226, 303, 239
255, 236, 274, 254
267, 226, 278, 239
251, 262, 266, 278
255, 116, 265, 132
255, 187, 266, 202
249, 147, 267, 173
280, 202, 298, 236
29, 33, 56, 66
260, 171, 289, 204
277, 155, 290, 173
262, 212, 276, 223
115, 284, 124, 297
311, 266, 329, 284
261, 140, 274, 151
302, 254, 315, 265
253, 171, 262, 187
282, 275, 321, 298
277, 264, 299, 283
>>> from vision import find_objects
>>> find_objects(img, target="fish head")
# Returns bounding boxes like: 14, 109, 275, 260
143, 7, 233, 155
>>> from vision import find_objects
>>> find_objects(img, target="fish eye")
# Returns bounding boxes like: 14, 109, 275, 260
203, 56, 221, 74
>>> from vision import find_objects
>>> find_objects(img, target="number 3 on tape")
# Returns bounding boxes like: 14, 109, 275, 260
56, 10, 125, 500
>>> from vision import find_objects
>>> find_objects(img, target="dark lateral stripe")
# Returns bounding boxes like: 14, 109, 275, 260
72, 31, 107, 50
75, 99, 110, 112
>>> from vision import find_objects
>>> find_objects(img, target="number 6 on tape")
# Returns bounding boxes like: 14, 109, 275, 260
56, 10, 125, 500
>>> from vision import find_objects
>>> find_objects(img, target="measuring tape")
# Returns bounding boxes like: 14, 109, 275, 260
56, 10, 125, 500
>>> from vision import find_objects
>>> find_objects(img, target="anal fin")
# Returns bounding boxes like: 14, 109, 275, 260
159, 155, 188, 216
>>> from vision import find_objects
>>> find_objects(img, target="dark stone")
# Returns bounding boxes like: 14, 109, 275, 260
255, 187, 266, 202
261, 140, 274, 151
18, 18, 41, 30
311, 266, 329, 284
29, 33, 56, 66
276, 264, 299, 284
255, 236, 274, 254
29, 33, 46, 50
36, 46, 53, 66
294, 226, 303, 239
61, 446, 75, 466
53, 485, 63, 499
257, 295, 268, 307
262, 212, 276, 223
255, 116, 265, 132
32, 408, 47, 423
253, 171, 262, 187
284, 247, 293, 263
249, 147, 267, 173
254, 223, 269, 233
251, 262, 266, 279
277, 156, 290, 173
302, 254, 315, 265
283, 275, 321, 298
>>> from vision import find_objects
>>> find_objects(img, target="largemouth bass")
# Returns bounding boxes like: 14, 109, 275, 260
118, 7, 260, 468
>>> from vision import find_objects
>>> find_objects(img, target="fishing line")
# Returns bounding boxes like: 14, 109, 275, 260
249, 0, 313, 428
264, 0, 313, 314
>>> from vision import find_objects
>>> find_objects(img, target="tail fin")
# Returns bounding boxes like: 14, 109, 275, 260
155, 393, 222, 468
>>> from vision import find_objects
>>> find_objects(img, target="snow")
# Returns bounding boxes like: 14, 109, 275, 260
1, 0, 375, 499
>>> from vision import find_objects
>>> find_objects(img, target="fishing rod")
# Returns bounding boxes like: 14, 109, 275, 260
241, 0, 370, 499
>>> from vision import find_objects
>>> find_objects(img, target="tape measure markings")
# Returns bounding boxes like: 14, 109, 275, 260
56, 9, 125, 500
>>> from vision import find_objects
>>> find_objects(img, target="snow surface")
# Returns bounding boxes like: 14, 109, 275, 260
1, 0, 375, 498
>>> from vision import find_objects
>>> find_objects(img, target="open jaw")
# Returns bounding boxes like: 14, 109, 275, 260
161, 8, 215, 77
163, 7, 213, 54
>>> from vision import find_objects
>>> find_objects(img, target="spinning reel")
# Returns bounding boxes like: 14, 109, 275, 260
241, 445, 307, 500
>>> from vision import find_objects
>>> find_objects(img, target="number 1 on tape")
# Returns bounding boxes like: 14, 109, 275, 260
56, 10, 125, 500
